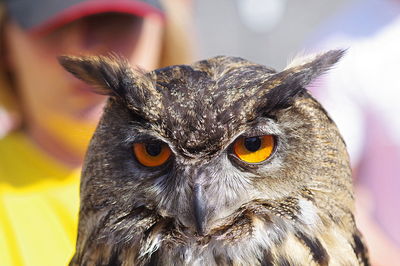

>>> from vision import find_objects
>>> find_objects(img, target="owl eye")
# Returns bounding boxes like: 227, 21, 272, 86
133, 142, 172, 167
233, 135, 275, 163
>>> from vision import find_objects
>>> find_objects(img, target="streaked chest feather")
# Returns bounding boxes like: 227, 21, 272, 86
83, 197, 367, 266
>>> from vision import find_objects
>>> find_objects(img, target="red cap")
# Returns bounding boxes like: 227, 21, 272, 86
5, 0, 164, 36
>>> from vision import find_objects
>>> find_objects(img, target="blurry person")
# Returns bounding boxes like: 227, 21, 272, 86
306, 0, 400, 264
0, 0, 195, 265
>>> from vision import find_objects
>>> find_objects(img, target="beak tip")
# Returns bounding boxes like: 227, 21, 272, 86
195, 218, 207, 236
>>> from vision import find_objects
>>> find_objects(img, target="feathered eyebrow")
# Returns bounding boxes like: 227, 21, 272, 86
123, 125, 165, 144
124, 133, 161, 145
242, 118, 282, 137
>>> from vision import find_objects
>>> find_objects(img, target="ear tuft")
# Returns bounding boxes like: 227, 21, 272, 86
284, 49, 346, 84
255, 49, 346, 114
59, 55, 162, 119
58, 54, 132, 98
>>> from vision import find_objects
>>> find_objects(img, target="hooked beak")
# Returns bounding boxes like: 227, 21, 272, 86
193, 183, 207, 236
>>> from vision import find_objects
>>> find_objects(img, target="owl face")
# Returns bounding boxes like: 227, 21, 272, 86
60, 51, 368, 265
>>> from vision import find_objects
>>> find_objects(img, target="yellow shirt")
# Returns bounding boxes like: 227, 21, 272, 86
0, 132, 80, 266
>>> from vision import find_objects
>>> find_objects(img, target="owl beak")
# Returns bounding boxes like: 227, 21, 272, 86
193, 183, 207, 236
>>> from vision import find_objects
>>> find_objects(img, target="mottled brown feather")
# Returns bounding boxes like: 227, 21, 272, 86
62, 50, 369, 266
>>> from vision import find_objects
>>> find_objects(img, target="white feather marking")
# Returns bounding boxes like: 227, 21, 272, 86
285, 51, 320, 70
298, 198, 318, 226
140, 233, 162, 258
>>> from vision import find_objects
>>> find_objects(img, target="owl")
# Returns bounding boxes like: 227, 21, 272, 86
59, 50, 369, 266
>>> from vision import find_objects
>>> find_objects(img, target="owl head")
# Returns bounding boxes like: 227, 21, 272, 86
60, 50, 365, 265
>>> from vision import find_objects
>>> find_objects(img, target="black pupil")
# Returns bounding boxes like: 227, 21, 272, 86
244, 137, 262, 152
145, 143, 162, 156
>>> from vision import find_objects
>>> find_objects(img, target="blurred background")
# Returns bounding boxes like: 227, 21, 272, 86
193, 0, 348, 68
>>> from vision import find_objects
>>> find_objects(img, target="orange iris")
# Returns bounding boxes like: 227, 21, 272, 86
133, 142, 171, 167
233, 135, 275, 163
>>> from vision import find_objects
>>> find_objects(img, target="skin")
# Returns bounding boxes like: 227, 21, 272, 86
4, 13, 163, 167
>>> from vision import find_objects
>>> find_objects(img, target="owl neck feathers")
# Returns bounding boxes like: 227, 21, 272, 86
72, 189, 365, 265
